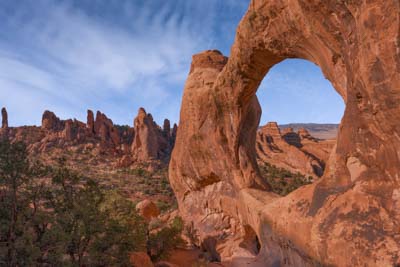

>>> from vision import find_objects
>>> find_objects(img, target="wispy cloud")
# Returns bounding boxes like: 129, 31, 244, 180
0, 0, 248, 126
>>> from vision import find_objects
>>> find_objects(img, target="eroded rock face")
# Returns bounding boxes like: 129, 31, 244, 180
93, 111, 120, 146
63, 120, 74, 141
169, 1, 400, 265
256, 122, 326, 178
42, 111, 63, 131
1, 107, 8, 129
131, 108, 171, 162
87, 110, 95, 134
170, 50, 269, 261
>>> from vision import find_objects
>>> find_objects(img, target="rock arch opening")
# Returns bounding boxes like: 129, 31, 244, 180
255, 59, 345, 195
257, 59, 344, 127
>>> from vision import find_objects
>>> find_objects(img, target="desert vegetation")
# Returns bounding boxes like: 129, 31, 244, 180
0, 141, 183, 266
259, 162, 313, 196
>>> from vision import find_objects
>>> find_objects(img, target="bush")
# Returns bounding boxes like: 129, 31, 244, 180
0, 140, 185, 266
0, 141, 147, 266
147, 217, 186, 261
259, 162, 312, 196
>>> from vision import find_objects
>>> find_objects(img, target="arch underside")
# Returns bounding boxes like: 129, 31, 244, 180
169, 0, 400, 266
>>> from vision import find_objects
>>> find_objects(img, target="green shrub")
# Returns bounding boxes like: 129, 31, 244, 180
147, 217, 186, 261
0, 140, 185, 266
0, 141, 147, 266
259, 162, 312, 196
156, 200, 172, 213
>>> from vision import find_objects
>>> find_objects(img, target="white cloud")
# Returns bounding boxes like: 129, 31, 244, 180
18, 0, 200, 91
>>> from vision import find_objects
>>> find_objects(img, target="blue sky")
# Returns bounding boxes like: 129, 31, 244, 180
0, 0, 344, 127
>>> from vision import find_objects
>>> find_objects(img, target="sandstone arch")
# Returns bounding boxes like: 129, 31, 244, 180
169, 1, 400, 266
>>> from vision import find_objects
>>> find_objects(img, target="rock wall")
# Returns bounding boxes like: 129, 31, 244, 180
169, 1, 400, 266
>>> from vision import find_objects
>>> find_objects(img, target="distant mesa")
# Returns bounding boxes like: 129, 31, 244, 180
280, 123, 339, 140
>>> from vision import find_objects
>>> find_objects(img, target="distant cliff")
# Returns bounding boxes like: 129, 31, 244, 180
280, 123, 339, 140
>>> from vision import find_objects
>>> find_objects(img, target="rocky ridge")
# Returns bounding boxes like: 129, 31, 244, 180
280, 123, 339, 140
1, 106, 332, 178
0, 107, 176, 168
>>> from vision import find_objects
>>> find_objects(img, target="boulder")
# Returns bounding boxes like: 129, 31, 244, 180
136, 199, 160, 221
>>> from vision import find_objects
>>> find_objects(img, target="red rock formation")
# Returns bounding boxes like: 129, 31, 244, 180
169, 50, 267, 261
94, 111, 120, 146
260, 122, 281, 141
298, 128, 310, 139
2, 107, 176, 168
131, 108, 170, 162
87, 110, 95, 134
163, 119, 171, 139
1, 107, 8, 129
41, 111, 63, 131
256, 122, 324, 177
63, 120, 73, 141
169, 1, 400, 265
